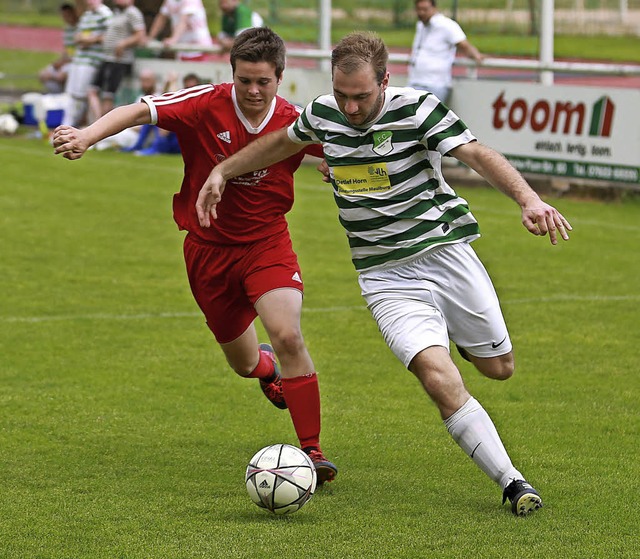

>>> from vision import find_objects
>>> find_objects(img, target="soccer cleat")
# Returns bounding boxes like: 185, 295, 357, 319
502, 479, 543, 516
303, 447, 338, 485
258, 343, 287, 410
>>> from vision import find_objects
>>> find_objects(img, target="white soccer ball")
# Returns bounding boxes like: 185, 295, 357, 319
245, 443, 317, 515
0, 113, 19, 135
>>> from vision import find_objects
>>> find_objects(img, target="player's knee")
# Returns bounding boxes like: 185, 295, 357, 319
412, 362, 464, 402
270, 328, 305, 359
422, 371, 460, 400
480, 354, 514, 380
228, 358, 256, 377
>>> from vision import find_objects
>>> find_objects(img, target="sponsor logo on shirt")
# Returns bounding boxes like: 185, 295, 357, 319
333, 163, 391, 195
232, 168, 269, 187
217, 131, 231, 143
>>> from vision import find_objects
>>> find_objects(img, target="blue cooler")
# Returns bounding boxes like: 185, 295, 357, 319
22, 92, 42, 126
42, 94, 67, 128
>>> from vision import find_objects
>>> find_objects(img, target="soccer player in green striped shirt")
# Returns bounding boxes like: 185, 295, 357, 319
62, 0, 112, 126
196, 31, 572, 516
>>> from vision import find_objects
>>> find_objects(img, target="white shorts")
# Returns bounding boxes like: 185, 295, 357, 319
358, 242, 512, 368
65, 63, 98, 100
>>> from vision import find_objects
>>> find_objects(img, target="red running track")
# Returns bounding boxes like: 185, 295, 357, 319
0, 24, 63, 52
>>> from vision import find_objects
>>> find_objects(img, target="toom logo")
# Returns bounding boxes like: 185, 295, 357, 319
491, 92, 614, 137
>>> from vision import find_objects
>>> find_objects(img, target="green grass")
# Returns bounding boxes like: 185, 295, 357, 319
0, 136, 639, 558
0, 49, 53, 93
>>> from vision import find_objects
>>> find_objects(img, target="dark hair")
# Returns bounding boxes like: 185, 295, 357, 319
331, 32, 388, 85
415, 0, 436, 6
59, 3, 75, 11
230, 27, 286, 79
183, 72, 201, 84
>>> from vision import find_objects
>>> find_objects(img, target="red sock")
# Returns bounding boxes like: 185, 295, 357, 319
245, 349, 276, 380
282, 373, 321, 450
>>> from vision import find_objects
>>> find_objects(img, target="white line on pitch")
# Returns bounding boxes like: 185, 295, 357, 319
1, 295, 637, 324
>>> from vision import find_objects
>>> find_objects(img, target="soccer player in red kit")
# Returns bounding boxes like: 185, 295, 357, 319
52, 27, 337, 483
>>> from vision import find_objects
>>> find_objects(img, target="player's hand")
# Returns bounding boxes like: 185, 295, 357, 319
521, 200, 572, 245
52, 125, 90, 160
196, 169, 226, 227
316, 159, 330, 183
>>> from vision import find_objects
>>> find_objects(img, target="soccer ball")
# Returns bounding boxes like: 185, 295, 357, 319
245, 443, 317, 515
0, 113, 19, 135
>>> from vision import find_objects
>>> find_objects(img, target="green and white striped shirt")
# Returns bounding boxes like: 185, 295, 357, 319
72, 4, 113, 68
288, 86, 480, 272
63, 24, 77, 58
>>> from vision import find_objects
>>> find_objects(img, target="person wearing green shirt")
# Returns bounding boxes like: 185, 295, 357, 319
217, 0, 263, 51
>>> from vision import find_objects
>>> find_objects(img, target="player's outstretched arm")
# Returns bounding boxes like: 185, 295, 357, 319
450, 141, 572, 245
196, 128, 304, 226
53, 103, 152, 160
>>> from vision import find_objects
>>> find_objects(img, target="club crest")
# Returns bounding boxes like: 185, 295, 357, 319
372, 131, 393, 156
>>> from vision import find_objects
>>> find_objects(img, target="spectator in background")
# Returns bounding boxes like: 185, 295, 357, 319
61, 0, 113, 126
39, 3, 80, 94
408, 0, 483, 104
87, 0, 146, 122
181, 72, 203, 88
137, 68, 161, 97
147, 0, 213, 61
217, 0, 264, 52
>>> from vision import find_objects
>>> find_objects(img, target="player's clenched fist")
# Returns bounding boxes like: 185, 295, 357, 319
53, 125, 90, 160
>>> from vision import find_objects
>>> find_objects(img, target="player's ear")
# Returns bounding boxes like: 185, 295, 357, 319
381, 72, 390, 91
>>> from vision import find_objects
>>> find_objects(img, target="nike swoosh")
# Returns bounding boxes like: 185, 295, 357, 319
470, 442, 482, 459
491, 336, 507, 349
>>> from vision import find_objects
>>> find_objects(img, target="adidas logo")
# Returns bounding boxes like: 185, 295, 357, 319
258, 480, 270, 489
217, 131, 231, 143
291, 272, 302, 283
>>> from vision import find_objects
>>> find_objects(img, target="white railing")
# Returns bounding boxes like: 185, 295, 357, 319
151, 41, 640, 79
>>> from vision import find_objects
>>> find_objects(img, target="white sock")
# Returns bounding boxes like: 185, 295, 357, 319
444, 397, 523, 490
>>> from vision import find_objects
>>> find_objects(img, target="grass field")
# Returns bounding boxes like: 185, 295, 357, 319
0, 135, 639, 558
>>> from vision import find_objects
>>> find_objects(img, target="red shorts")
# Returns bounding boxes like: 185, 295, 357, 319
183, 231, 304, 343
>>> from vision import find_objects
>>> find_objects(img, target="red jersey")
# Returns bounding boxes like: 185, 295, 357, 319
142, 83, 322, 245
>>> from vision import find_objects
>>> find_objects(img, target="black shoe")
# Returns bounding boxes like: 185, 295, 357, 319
257, 343, 287, 410
502, 479, 543, 516
303, 447, 338, 485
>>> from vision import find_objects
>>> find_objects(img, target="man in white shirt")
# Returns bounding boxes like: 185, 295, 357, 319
408, 0, 483, 103
147, 0, 213, 61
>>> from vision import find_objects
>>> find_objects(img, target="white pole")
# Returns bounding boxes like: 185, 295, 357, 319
318, 0, 332, 71
540, 0, 554, 85
620, 0, 628, 22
